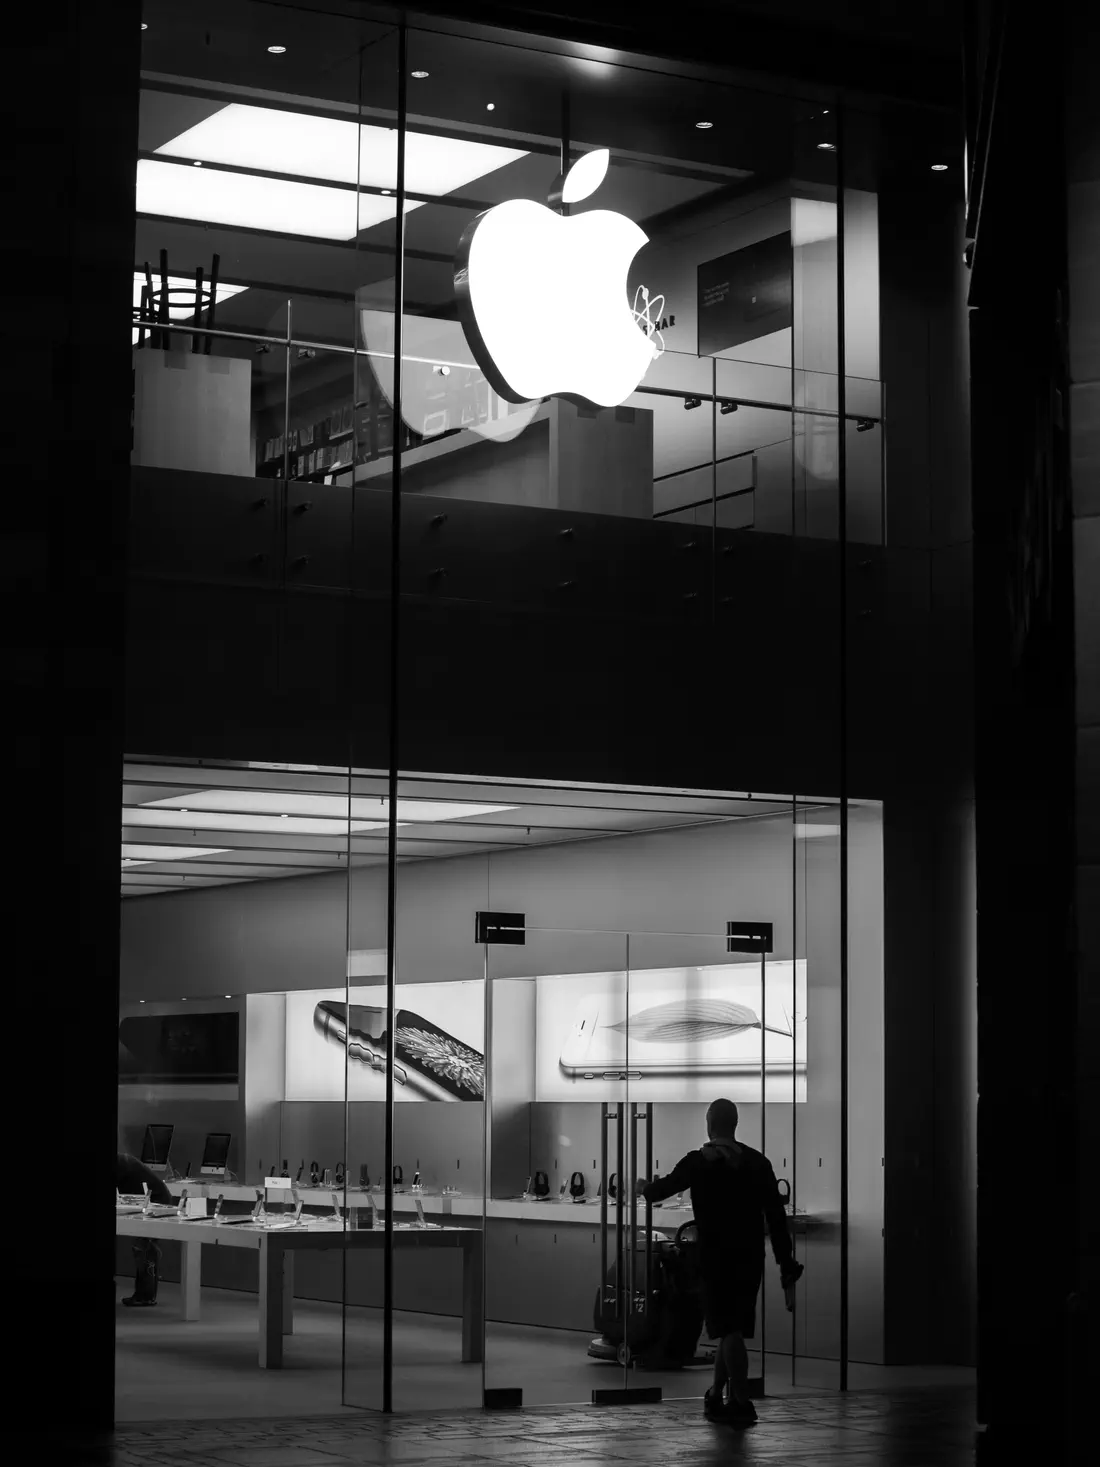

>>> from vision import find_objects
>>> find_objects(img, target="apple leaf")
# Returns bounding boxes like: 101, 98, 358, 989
562, 147, 610, 204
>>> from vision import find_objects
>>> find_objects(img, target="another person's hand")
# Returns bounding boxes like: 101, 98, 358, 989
783, 1282, 797, 1312
635, 1176, 648, 1197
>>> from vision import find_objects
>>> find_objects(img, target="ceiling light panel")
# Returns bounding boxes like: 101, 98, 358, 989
121, 845, 230, 867
136, 158, 394, 240
125, 807, 387, 835
144, 790, 514, 822
127, 789, 516, 835
154, 102, 527, 196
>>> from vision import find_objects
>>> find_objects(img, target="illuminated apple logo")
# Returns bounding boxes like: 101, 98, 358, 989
454, 149, 659, 409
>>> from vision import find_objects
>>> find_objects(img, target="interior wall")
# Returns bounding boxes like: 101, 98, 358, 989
116, 995, 245, 1179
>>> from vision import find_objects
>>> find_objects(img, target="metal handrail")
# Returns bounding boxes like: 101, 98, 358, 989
133, 315, 884, 424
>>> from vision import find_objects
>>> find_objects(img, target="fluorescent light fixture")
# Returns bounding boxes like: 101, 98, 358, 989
125, 806, 387, 836
136, 158, 389, 241
121, 845, 230, 867
794, 823, 841, 839
154, 102, 526, 198
125, 789, 517, 836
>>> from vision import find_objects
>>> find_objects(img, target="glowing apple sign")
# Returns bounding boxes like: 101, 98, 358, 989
454, 148, 659, 409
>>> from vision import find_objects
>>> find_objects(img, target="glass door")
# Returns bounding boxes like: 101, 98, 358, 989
479, 917, 815, 1410
481, 922, 634, 1407
624, 926, 804, 1405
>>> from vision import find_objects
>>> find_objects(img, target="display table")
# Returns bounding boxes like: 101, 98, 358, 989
116, 1214, 483, 1369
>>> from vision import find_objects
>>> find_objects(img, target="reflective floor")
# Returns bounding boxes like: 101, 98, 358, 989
115, 1280, 975, 1421
109, 1387, 978, 1467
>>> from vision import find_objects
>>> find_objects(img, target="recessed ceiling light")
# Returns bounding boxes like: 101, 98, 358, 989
931, 163, 948, 171
381, 188, 391, 194
411, 70, 429, 78
139, 999, 145, 1004
267, 45, 286, 54
817, 142, 836, 152
192, 160, 202, 167
141, 22, 148, 30
225, 995, 232, 999
695, 121, 713, 129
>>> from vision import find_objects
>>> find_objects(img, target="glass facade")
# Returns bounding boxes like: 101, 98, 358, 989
119, 0, 899, 1420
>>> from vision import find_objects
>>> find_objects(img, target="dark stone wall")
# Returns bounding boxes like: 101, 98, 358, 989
2, 0, 141, 1448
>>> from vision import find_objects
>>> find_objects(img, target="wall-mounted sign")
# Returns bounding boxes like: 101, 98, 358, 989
454, 149, 660, 409
697, 232, 792, 356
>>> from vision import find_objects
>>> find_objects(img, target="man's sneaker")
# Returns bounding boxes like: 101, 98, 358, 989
703, 1388, 728, 1422
726, 1397, 758, 1426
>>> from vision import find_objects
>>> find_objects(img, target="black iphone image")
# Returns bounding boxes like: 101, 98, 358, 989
313, 1001, 484, 1101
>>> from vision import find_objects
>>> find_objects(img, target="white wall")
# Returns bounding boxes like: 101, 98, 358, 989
621, 181, 879, 533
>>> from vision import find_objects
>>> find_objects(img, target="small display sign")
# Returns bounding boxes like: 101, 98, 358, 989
697, 233, 792, 356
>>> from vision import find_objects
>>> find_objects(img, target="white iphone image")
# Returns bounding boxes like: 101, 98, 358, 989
558, 978, 804, 1081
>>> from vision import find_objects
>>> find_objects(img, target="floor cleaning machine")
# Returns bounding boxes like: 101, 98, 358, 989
588, 1220, 713, 1369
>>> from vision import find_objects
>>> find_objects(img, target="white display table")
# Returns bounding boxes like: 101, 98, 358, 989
116, 1212, 482, 1368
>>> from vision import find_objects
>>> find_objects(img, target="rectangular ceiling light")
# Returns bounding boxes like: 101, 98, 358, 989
126, 789, 516, 836
121, 844, 230, 867
136, 158, 394, 241
155, 103, 527, 196
124, 806, 387, 836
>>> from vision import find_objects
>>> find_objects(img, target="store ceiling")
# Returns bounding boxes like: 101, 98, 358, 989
120, 760, 803, 898
133, 0, 826, 362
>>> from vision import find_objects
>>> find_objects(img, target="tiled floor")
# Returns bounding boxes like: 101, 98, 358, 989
104, 1387, 978, 1467
115, 1280, 974, 1420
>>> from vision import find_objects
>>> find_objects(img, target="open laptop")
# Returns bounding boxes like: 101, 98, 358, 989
140, 1123, 174, 1175
199, 1132, 231, 1177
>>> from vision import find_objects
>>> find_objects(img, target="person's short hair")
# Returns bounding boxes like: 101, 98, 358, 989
706, 1098, 739, 1137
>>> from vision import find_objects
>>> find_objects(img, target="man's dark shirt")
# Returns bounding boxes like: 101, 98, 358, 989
116, 1152, 172, 1205
641, 1139, 799, 1283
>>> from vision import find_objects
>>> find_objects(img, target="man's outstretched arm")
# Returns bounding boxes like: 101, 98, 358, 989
640, 1154, 695, 1205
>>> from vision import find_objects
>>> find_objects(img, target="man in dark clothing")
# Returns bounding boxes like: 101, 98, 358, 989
116, 1152, 172, 1307
639, 1098, 803, 1426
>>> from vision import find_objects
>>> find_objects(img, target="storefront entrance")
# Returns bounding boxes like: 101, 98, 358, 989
336, 900, 846, 1412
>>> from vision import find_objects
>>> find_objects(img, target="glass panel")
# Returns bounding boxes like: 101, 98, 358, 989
626, 919, 802, 1402
483, 924, 631, 1406
338, 13, 402, 1411
118, 758, 358, 1419
385, 839, 488, 1413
